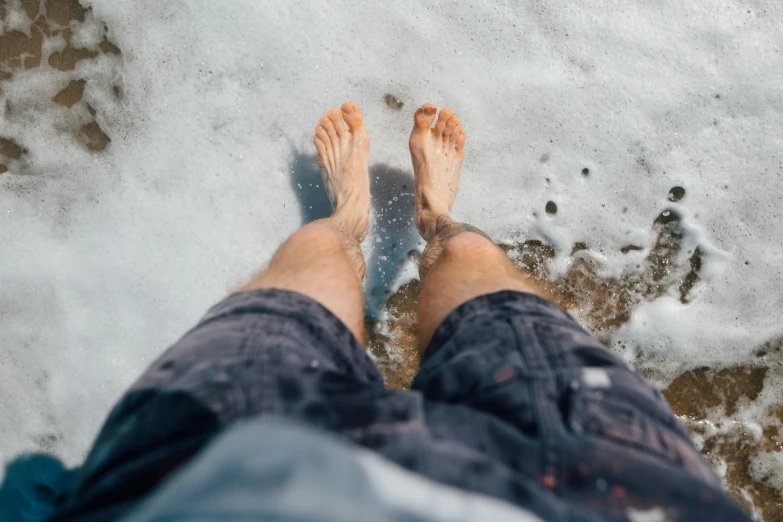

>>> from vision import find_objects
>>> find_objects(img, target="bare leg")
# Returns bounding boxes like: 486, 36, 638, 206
409, 104, 549, 346
241, 102, 370, 342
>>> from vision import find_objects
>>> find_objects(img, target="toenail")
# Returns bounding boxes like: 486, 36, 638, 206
343, 104, 354, 114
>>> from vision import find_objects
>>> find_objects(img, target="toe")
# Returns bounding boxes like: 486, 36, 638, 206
456, 131, 467, 151
314, 136, 327, 161
443, 115, 460, 140
448, 123, 463, 145
321, 116, 339, 142
327, 109, 345, 137
414, 103, 437, 129
341, 102, 364, 132
316, 123, 331, 144
434, 108, 453, 136
315, 125, 335, 168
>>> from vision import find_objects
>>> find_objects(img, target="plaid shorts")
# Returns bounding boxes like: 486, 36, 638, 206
51, 289, 750, 521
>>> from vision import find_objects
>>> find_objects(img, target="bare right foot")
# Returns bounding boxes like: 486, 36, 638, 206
409, 104, 467, 240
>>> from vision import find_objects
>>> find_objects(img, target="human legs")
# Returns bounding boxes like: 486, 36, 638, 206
408, 104, 549, 346
406, 105, 740, 520
52, 105, 385, 521
240, 102, 370, 341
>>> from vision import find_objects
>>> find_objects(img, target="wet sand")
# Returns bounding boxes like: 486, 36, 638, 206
0, 0, 118, 175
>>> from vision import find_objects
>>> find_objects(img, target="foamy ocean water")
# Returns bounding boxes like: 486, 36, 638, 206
1, 0, 782, 519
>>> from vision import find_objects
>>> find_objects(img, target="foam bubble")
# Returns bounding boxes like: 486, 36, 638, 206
750, 451, 783, 492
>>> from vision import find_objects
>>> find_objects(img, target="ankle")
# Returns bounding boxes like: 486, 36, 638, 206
416, 189, 452, 239
415, 213, 432, 240
416, 211, 445, 241
332, 206, 369, 243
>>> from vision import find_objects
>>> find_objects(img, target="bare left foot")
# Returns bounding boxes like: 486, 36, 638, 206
313, 102, 371, 241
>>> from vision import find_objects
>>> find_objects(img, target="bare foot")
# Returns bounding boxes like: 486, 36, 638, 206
313, 102, 371, 241
409, 104, 467, 240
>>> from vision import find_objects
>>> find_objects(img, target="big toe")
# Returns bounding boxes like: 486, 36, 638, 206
414, 103, 437, 129
341, 102, 364, 131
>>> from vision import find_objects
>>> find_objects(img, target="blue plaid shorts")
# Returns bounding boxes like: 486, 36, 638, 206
51, 289, 750, 521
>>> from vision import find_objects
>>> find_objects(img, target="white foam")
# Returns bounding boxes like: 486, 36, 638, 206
750, 451, 783, 492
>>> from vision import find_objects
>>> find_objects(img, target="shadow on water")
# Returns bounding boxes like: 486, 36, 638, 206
289, 149, 420, 316
289, 150, 333, 224
0, 453, 73, 522
365, 163, 420, 315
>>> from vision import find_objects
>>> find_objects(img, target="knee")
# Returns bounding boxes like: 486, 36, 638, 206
441, 232, 504, 263
287, 222, 344, 253
286, 222, 366, 281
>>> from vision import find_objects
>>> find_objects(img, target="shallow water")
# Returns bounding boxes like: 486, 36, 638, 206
2, 0, 782, 519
